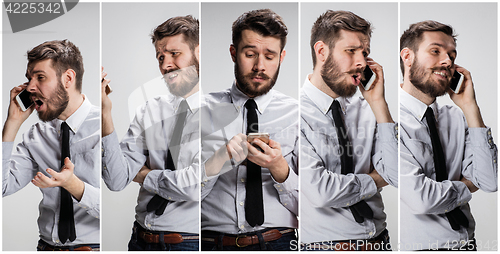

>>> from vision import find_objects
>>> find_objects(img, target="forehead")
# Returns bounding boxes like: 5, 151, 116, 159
155, 34, 190, 52
334, 29, 370, 49
27, 59, 56, 77
238, 29, 281, 52
418, 31, 456, 51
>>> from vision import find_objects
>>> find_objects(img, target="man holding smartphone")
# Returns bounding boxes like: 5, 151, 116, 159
300, 10, 397, 251
399, 20, 497, 250
201, 9, 298, 251
2, 40, 100, 250
101, 16, 200, 251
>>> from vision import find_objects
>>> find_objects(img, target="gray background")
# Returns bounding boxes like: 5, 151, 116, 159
2, 3, 100, 251
201, 2, 299, 99
101, 2, 199, 251
300, 2, 399, 246
401, 2, 498, 250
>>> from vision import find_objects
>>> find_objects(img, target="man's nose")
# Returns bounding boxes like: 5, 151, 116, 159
26, 79, 37, 93
252, 55, 266, 72
161, 56, 175, 73
354, 52, 367, 69
440, 54, 452, 68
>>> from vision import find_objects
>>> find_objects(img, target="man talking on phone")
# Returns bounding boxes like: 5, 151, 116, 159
200, 9, 298, 251
399, 20, 498, 250
2, 40, 100, 250
300, 10, 397, 251
101, 16, 200, 251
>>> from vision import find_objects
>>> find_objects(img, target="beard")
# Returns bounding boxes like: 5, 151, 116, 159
321, 54, 360, 98
164, 56, 199, 97
37, 78, 69, 122
234, 60, 280, 98
409, 55, 451, 98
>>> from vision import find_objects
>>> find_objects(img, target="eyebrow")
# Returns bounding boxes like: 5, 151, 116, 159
25, 70, 46, 79
241, 45, 278, 55
346, 45, 371, 55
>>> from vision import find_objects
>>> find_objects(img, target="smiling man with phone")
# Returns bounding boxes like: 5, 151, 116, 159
300, 10, 397, 251
2, 40, 100, 250
200, 9, 298, 251
399, 20, 498, 250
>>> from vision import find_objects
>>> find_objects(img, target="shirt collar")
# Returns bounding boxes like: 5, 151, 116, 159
302, 75, 347, 115
55, 95, 91, 134
400, 87, 439, 122
230, 81, 273, 114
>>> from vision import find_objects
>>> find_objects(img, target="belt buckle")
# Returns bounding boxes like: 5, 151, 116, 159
235, 235, 248, 248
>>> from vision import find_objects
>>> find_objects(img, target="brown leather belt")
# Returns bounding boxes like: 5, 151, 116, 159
136, 224, 199, 244
202, 228, 295, 247
37, 242, 99, 251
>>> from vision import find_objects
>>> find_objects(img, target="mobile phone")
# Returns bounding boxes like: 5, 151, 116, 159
15, 89, 33, 111
450, 70, 464, 94
247, 133, 270, 144
361, 65, 376, 90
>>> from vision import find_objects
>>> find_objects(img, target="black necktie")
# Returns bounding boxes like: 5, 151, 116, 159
330, 100, 373, 223
59, 122, 76, 243
244, 99, 264, 227
147, 100, 189, 215
146, 100, 188, 216
424, 107, 468, 230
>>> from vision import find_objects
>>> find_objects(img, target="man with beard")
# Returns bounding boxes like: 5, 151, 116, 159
101, 16, 200, 251
2, 40, 100, 250
299, 11, 397, 251
399, 20, 497, 251
200, 9, 298, 251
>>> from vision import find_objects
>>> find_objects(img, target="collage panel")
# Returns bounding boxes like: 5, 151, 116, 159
299, 2, 398, 251
2, 2, 100, 251
399, 2, 498, 251
200, 2, 299, 251
101, 2, 200, 251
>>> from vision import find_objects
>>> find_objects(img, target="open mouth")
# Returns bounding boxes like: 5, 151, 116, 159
433, 71, 449, 79
34, 99, 43, 110
351, 74, 361, 86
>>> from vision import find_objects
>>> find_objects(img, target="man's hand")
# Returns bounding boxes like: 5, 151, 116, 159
247, 138, 289, 183
368, 169, 388, 188
359, 58, 394, 124
133, 165, 153, 184
448, 65, 485, 128
101, 67, 115, 137
2, 84, 35, 142
31, 157, 85, 201
461, 176, 479, 193
206, 133, 248, 177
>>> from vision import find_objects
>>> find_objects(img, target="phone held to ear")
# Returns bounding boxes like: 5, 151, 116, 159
450, 70, 464, 94
361, 66, 376, 90
15, 89, 34, 111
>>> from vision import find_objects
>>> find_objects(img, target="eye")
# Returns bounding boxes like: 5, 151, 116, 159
158, 55, 164, 62
245, 52, 255, 58
346, 49, 355, 54
265, 54, 275, 60
362, 51, 368, 57
431, 49, 439, 54
171, 52, 180, 57
37, 75, 44, 81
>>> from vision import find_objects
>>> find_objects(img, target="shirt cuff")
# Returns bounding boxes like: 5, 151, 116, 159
376, 122, 398, 142
142, 169, 161, 195
272, 166, 298, 194
73, 182, 100, 219
101, 130, 120, 154
357, 173, 378, 199
468, 127, 494, 148
449, 180, 473, 212
200, 163, 218, 190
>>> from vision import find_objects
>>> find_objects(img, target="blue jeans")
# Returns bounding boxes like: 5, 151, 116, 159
128, 222, 199, 251
37, 239, 100, 251
201, 228, 298, 251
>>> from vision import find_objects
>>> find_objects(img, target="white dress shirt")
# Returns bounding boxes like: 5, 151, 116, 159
400, 87, 497, 250
102, 92, 199, 234
201, 82, 298, 234
300, 77, 398, 243
3, 97, 100, 246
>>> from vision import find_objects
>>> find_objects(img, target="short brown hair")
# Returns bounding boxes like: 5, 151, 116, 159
400, 20, 456, 74
27, 40, 84, 92
232, 9, 288, 51
151, 15, 199, 51
310, 10, 372, 68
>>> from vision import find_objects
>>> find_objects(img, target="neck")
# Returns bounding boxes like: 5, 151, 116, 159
58, 93, 84, 121
310, 67, 339, 99
401, 74, 435, 106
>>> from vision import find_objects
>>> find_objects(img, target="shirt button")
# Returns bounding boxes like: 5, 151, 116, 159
346, 203, 350, 206
240, 202, 244, 206
445, 209, 448, 212
362, 196, 365, 199
240, 225, 245, 229
494, 159, 497, 163
241, 178, 245, 183
204, 179, 208, 182
168, 197, 172, 200
279, 189, 283, 192
368, 232, 373, 236
284, 203, 288, 206
201, 183, 205, 187
488, 130, 491, 135
55, 240, 60, 243
147, 224, 151, 228
460, 240, 466, 245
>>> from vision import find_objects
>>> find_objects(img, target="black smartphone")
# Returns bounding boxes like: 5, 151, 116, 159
15, 89, 34, 111
361, 66, 376, 90
450, 70, 464, 93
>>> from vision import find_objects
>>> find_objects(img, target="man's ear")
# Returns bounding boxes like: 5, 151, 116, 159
62, 69, 76, 89
194, 44, 200, 62
400, 47, 414, 69
314, 41, 329, 67
230, 44, 236, 63
279, 49, 286, 64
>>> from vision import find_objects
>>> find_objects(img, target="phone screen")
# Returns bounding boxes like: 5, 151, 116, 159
18, 89, 33, 109
450, 71, 462, 91
361, 66, 374, 89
